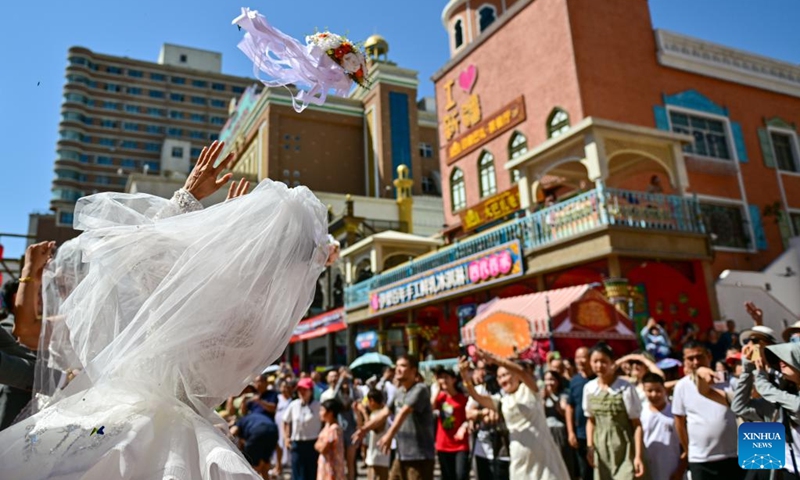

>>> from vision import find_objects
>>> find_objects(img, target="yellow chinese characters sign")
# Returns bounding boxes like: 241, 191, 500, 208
446, 96, 526, 165
459, 186, 521, 232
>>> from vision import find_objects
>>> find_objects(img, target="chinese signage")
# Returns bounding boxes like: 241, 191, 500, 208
442, 64, 482, 142
459, 186, 521, 232
369, 241, 524, 316
447, 96, 526, 164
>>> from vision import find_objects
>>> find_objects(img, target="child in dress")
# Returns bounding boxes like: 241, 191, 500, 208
315, 399, 346, 480
365, 389, 391, 480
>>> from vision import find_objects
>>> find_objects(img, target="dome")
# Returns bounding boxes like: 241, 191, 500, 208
364, 34, 389, 58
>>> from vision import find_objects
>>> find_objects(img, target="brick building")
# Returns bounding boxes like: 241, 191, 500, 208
341, 0, 800, 360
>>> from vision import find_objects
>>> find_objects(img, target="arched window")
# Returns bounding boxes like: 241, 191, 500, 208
478, 151, 497, 198
454, 20, 464, 49
450, 168, 466, 212
478, 6, 496, 32
547, 108, 570, 138
509, 132, 528, 183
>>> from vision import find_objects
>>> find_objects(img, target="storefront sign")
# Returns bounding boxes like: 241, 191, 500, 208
355, 331, 379, 350
368, 240, 524, 316
459, 186, 521, 232
290, 308, 346, 342
446, 96, 526, 164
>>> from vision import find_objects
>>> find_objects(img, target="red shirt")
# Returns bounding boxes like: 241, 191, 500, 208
434, 391, 469, 452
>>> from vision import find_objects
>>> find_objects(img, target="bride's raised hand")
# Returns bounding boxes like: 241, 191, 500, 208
226, 178, 250, 201
183, 141, 235, 201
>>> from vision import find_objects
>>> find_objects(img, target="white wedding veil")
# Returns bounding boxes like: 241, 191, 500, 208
30, 180, 329, 421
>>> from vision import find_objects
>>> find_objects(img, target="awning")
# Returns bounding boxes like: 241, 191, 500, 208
461, 284, 635, 357
290, 308, 346, 343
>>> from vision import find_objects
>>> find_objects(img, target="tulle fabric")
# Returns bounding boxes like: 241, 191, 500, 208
1, 180, 329, 479
232, 8, 353, 113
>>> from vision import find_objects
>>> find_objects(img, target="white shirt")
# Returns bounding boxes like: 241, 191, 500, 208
366, 411, 391, 468
671, 376, 737, 463
282, 399, 321, 441
582, 377, 642, 420
641, 402, 683, 480
467, 384, 509, 461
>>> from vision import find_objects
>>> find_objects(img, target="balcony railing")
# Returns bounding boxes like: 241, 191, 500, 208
344, 187, 705, 309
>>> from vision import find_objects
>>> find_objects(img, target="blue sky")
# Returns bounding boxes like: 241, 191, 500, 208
0, 0, 798, 258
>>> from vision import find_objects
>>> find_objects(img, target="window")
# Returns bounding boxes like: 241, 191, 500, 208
95, 176, 110, 185
171, 76, 186, 85
511, 169, 521, 183
700, 202, 750, 250
105, 83, 121, 92
68, 56, 87, 66
148, 107, 165, 117
101, 119, 116, 128
123, 122, 138, 131
149, 90, 165, 98
212, 83, 225, 91
179, 54, 187, 63
210, 116, 225, 125
172, 147, 184, 158
169, 110, 183, 119
103, 101, 119, 110
419, 142, 433, 158
454, 20, 464, 49
146, 125, 163, 134
478, 6, 496, 32
99, 138, 115, 147
58, 211, 74, 225
121, 140, 137, 149
478, 151, 497, 198
121, 159, 137, 168
771, 131, 799, 172
209, 133, 219, 141
96, 156, 113, 165
421, 176, 438, 195
145, 143, 161, 152
167, 127, 183, 137
60, 129, 80, 141
79, 154, 90, 163
669, 111, 731, 160
189, 131, 205, 140
509, 132, 528, 159
146, 161, 160, 171
191, 147, 202, 158
128, 69, 143, 78
190, 113, 206, 122
232, 86, 245, 94
547, 108, 570, 138
192, 80, 207, 88
125, 105, 138, 113
170, 93, 185, 102
210, 99, 226, 108
191, 97, 206, 105
151, 73, 165, 81
106, 66, 123, 74
127, 87, 142, 95
450, 168, 466, 212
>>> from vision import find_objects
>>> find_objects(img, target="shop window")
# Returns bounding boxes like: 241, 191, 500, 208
669, 111, 731, 160
547, 108, 570, 138
478, 6, 496, 32
770, 131, 799, 172
478, 151, 497, 198
450, 167, 466, 212
453, 20, 464, 49
700, 202, 750, 250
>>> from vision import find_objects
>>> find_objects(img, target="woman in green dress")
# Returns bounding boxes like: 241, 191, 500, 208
582, 342, 648, 479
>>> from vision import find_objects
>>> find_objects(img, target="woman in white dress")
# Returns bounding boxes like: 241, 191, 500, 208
459, 351, 570, 480
0, 141, 340, 479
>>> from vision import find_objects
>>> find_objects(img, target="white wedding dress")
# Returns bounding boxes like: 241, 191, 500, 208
0, 180, 331, 479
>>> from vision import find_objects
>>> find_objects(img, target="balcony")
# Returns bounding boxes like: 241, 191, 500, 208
344, 186, 705, 309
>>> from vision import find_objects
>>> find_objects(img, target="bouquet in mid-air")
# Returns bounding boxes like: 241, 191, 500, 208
233, 8, 369, 113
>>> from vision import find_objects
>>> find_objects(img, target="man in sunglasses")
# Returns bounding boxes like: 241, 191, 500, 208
784, 321, 800, 345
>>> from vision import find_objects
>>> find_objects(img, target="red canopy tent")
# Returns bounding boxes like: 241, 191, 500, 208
461, 284, 638, 361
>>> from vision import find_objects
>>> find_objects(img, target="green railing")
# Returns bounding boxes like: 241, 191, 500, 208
344, 187, 704, 309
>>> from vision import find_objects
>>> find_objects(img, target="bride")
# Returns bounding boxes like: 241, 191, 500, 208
0, 141, 340, 479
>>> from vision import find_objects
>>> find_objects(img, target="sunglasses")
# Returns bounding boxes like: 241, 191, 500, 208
743, 337, 767, 345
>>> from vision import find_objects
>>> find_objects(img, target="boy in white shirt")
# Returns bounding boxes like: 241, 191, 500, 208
364, 389, 391, 480
641, 373, 687, 480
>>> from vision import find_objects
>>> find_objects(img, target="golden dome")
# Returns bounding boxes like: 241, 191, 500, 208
364, 34, 389, 58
